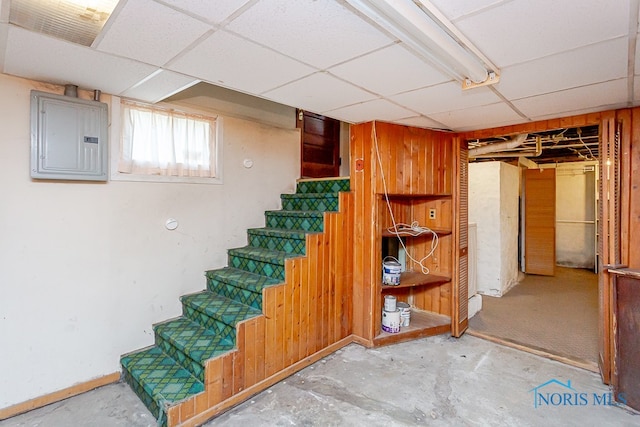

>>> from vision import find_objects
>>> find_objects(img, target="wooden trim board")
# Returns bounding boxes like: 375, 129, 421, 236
467, 330, 598, 373
178, 335, 355, 427
0, 372, 121, 421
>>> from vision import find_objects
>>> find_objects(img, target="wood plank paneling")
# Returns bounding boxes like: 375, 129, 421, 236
182, 174, 355, 426
350, 121, 458, 346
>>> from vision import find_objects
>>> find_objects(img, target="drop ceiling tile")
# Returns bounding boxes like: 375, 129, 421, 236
161, 0, 251, 24
390, 82, 500, 116
226, 0, 392, 69
512, 79, 628, 118
429, 102, 523, 132
430, 0, 504, 21
326, 99, 416, 123
4, 26, 157, 94
454, 0, 629, 68
169, 30, 314, 94
120, 70, 199, 103
498, 37, 628, 100
634, 77, 640, 103
96, 0, 211, 66
328, 44, 450, 96
0, 23, 8, 69
263, 72, 377, 113
395, 116, 449, 130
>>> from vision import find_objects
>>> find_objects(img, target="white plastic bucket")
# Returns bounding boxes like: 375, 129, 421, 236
397, 302, 411, 327
384, 295, 397, 312
382, 309, 401, 333
382, 257, 401, 285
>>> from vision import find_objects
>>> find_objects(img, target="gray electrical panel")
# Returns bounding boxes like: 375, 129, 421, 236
30, 90, 108, 181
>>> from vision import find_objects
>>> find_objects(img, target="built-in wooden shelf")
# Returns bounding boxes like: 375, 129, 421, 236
381, 228, 451, 238
382, 271, 451, 290
374, 309, 451, 346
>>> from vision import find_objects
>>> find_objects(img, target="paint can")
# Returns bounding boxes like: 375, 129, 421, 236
384, 295, 397, 312
397, 302, 411, 327
382, 257, 401, 286
381, 309, 400, 333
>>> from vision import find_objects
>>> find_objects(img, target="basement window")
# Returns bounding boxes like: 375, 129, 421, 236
116, 100, 222, 184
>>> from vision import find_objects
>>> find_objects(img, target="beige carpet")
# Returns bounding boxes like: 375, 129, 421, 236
469, 267, 598, 367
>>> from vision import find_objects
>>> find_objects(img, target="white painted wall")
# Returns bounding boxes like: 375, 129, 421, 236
469, 162, 520, 297
542, 162, 597, 269
500, 162, 520, 290
0, 74, 300, 409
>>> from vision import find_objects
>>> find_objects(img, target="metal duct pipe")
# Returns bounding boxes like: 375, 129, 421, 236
472, 136, 543, 158
469, 133, 528, 157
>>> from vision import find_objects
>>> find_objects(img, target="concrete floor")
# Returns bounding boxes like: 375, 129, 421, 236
2, 335, 638, 427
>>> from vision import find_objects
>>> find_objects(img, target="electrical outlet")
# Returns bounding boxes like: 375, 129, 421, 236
429, 208, 436, 220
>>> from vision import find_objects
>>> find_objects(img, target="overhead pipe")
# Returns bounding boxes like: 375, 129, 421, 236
468, 133, 528, 158
471, 136, 542, 159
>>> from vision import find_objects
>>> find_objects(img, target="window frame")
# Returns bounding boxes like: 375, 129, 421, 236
110, 96, 223, 184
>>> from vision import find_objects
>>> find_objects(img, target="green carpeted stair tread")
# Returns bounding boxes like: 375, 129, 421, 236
121, 346, 204, 422
181, 291, 261, 328
228, 246, 298, 264
206, 267, 281, 310
295, 178, 350, 194
154, 317, 234, 382
155, 317, 234, 364
264, 210, 326, 232
246, 227, 310, 240
206, 267, 281, 293
228, 246, 299, 280
247, 227, 311, 255
280, 192, 340, 212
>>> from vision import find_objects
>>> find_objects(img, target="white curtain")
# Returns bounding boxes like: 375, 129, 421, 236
119, 101, 216, 177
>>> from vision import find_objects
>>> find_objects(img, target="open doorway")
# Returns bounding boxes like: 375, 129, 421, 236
464, 125, 600, 371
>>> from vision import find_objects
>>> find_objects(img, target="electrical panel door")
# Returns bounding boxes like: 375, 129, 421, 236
30, 90, 108, 181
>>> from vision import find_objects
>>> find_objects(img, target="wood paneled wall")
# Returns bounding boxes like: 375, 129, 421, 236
171, 191, 354, 426
351, 121, 458, 344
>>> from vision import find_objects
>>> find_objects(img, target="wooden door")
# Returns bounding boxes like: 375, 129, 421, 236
614, 272, 640, 411
524, 168, 556, 276
453, 137, 469, 337
297, 110, 340, 178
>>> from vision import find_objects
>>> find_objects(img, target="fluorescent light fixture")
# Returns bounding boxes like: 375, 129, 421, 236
9, 0, 119, 47
346, 0, 500, 89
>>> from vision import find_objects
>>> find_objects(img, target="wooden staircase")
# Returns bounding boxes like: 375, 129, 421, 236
121, 178, 353, 426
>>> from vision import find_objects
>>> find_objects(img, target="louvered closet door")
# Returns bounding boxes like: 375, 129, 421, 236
453, 138, 468, 337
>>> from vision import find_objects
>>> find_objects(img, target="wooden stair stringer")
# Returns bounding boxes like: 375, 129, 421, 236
167, 191, 355, 427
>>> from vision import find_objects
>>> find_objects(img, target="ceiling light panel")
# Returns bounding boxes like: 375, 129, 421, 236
9, 0, 118, 46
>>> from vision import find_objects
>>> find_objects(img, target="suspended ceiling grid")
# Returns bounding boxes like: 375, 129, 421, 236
0, 0, 637, 133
